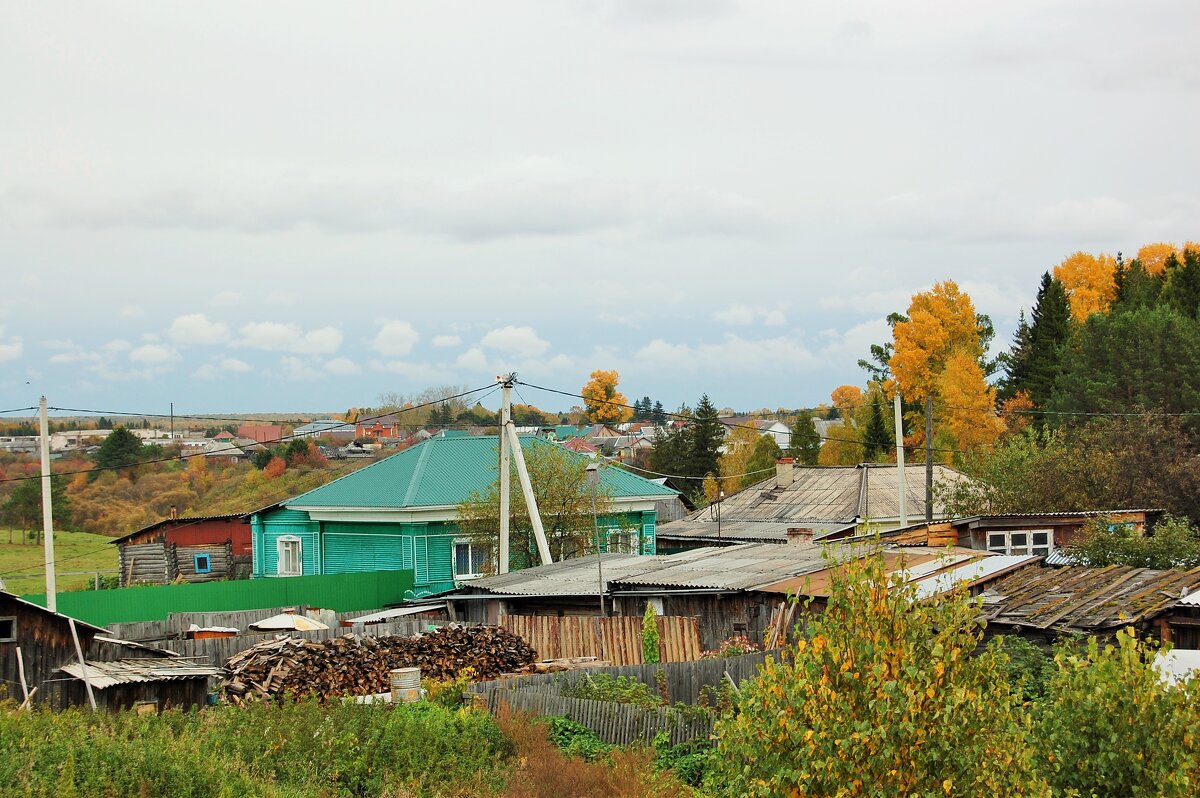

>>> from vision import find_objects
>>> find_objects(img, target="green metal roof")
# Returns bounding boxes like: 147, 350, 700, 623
285, 435, 677, 510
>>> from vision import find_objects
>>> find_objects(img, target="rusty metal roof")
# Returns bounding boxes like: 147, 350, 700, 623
981, 565, 1200, 632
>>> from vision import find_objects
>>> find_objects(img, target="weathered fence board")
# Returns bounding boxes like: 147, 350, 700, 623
486, 691, 715, 747
499, 615, 701, 665
473, 649, 772, 706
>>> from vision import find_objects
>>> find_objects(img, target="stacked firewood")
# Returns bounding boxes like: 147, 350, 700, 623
223, 625, 537, 701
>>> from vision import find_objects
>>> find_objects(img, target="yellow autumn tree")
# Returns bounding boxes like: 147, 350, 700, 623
889, 280, 983, 403
580, 369, 632, 423
718, 425, 760, 492
1136, 242, 1178, 277
818, 385, 865, 465
936, 350, 1003, 450
1053, 251, 1117, 321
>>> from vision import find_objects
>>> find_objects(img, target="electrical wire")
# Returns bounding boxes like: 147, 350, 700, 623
0, 382, 501, 485
0, 453, 377, 579
514, 380, 975, 456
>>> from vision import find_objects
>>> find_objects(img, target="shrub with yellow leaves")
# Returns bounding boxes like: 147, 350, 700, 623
708, 552, 1048, 797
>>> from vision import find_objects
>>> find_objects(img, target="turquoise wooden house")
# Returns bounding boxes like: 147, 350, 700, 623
251, 434, 677, 599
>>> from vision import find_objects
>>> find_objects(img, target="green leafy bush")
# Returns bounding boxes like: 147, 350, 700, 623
989, 634, 1055, 701
560, 674, 661, 709
709, 552, 1048, 797
641, 603, 661, 664
0, 697, 512, 797
1036, 631, 1200, 796
546, 716, 612, 761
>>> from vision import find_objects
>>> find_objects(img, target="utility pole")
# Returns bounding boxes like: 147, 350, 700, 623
586, 463, 606, 617
39, 397, 57, 612
924, 396, 934, 524
498, 374, 553, 568
170, 401, 174, 440
498, 379, 511, 574
894, 392, 907, 527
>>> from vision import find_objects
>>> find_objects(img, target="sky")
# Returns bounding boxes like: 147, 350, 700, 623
2, 1, 1198, 416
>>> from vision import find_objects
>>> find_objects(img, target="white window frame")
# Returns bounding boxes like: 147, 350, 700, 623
605, 527, 641, 554
453, 539, 489, 580
986, 528, 1053, 557
277, 535, 303, 577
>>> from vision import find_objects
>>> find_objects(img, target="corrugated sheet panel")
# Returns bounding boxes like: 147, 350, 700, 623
285, 435, 677, 510
323, 532, 408, 574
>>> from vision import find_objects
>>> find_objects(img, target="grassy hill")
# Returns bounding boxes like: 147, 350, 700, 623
0, 529, 118, 596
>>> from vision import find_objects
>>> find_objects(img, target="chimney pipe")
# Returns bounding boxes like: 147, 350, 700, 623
776, 457, 795, 489
787, 527, 813, 545
170, 504, 178, 521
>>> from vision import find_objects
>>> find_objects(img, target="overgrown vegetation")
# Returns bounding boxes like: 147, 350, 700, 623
641, 602, 661, 664
706, 551, 1200, 797
560, 674, 662, 709
1069, 515, 1200, 569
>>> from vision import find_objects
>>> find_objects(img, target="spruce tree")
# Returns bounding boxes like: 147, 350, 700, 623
1161, 250, 1200, 320
997, 310, 1032, 401
651, 400, 666, 426
787, 411, 821, 465
1113, 259, 1163, 312
685, 394, 724, 484
862, 393, 890, 461
93, 427, 145, 477
1013, 272, 1072, 410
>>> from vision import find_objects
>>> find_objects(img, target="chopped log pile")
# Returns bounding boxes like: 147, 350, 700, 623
223, 624, 537, 701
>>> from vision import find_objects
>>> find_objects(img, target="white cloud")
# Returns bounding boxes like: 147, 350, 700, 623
0, 337, 22, 362
713, 304, 788, 326
128, 344, 179, 364
432, 334, 462, 348
193, 356, 252, 380
119, 305, 145, 319
280, 356, 322, 380
324, 356, 360, 375
209, 290, 244, 307
267, 290, 297, 305
455, 347, 489, 371
238, 321, 343, 354
168, 313, 230, 345
370, 320, 420, 356
480, 325, 549, 357
635, 333, 818, 374
102, 339, 132, 352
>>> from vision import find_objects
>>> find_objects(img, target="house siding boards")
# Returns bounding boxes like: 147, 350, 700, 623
251, 435, 676, 592
114, 516, 252, 586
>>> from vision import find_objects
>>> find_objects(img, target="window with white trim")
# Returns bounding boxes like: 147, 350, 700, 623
606, 527, 641, 554
277, 536, 303, 576
987, 528, 1053, 557
454, 540, 489, 579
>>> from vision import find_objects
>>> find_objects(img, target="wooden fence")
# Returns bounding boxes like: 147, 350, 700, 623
470, 650, 773, 744
483, 691, 715, 746
499, 615, 702, 665
473, 649, 772, 706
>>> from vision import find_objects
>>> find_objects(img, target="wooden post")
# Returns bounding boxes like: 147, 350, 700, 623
68, 618, 97, 711
925, 396, 934, 524
15, 646, 29, 703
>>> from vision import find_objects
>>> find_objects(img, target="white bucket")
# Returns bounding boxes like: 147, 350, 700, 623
390, 667, 421, 703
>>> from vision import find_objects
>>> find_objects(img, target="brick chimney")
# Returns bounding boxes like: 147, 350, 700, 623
787, 527, 813, 545
776, 457, 795, 489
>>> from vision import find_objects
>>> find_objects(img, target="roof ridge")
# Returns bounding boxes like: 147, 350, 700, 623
402, 435, 438, 507
283, 446, 405, 507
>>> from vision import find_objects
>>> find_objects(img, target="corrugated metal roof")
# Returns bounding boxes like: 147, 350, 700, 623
609, 543, 876, 591
982, 565, 1200, 631
1178, 587, 1200, 606
655, 519, 858, 544
284, 435, 676, 510
110, 512, 251, 544
457, 553, 655, 596
912, 555, 1040, 599
672, 463, 969, 525
60, 659, 224, 689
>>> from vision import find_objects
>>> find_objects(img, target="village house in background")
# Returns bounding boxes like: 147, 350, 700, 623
292, 419, 356, 442
236, 423, 283, 444
250, 434, 677, 598
656, 458, 969, 551
112, 511, 254, 586
445, 539, 1038, 649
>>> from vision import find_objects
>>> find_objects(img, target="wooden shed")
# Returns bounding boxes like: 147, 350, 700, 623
113, 512, 253, 586
0, 590, 105, 707
56, 659, 222, 713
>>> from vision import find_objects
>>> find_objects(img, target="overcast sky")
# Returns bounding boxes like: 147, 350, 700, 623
2, 1, 1198, 416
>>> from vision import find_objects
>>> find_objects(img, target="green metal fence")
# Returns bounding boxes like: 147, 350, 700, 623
21, 570, 416, 627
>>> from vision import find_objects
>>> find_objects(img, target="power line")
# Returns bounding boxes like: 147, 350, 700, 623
514, 380, 975, 456
0, 407, 37, 415
0, 454, 376, 580
0, 383, 501, 485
